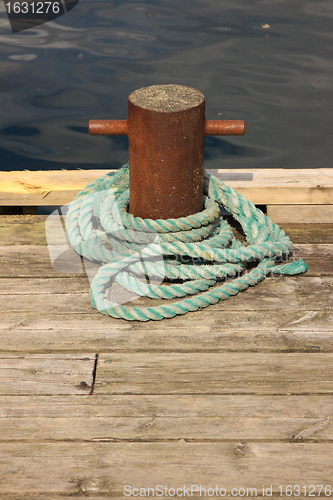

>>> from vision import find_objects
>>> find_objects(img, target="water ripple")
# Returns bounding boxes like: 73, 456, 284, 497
0, 0, 332, 170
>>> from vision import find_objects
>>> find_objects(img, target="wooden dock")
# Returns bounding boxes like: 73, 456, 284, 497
0, 168, 332, 498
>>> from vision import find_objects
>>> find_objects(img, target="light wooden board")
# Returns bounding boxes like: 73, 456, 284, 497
0, 309, 332, 353
0, 496, 272, 500
0, 395, 332, 442
0, 497, 318, 500
0, 273, 332, 354
277, 223, 333, 244
1, 244, 332, 277
0, 245, 85, 277
0, 498, 158, 500
0, 214, 48, 245
1, 168, 332, 205
0, 497, 119, 500
267, 205, 333, 223
0, 310, 332, 353
0, 169, 109, 206
0, 441, 332, 495
93, 352, 333, 395
1, 394, 331, 419
4, 414, 332, 442
0, 354, 95, 395
0, 217, 331, 499
0, 498, 265, 500
0, 497, 246, 500
1, 216, 333, 245
0, 277, 331, 313
14, 497, 318, 500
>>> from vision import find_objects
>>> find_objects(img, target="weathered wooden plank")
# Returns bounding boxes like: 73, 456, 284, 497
0, 496, 298, 500
1, 244, 332, 277
0, 354, 95, 395
0, 498, 141, 500
1, 216, 332, 246
208, 275, 333, 311
0, 274, 331, 310
0, 498, 212, 500
0, 277, 89, 294
278, 224, 333, 244
0, 277, 331, 314
0, 395, 332, 441
0, 215, 48, 245
0, 275, 331, 354
0, 309, 332, 353
0, 271, 332, 353
292, 244, 333, 275
0, 497, 118, 500
94, 352, 333, 395
267, 205, 333, 223
1, 394, 332, 418
1, 168, 332, 205
0, 441, 332, 495
4, 415, 332, 442
0, 245, 85, 277
0, 497, 255, 500
0, 497, 314, 500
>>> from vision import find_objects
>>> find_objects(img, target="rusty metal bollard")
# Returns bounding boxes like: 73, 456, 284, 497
89, 84, 245, 220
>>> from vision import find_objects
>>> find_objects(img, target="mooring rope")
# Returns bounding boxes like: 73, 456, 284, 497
65, 162, 307, 321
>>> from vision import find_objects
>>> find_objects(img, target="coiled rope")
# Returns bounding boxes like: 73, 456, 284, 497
65, 163, 307, 321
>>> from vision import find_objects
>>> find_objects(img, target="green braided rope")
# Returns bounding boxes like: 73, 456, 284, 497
65, 162, 307, 321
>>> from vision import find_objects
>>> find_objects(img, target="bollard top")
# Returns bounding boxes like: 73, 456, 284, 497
129, 84, 204, 113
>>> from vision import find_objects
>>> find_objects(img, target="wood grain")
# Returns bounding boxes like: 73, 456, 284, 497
0, 215, 48, 245
1, 244, 332, 278
1, 394, 332, 418
0, 309, 332, 353
0, 395, 332, 442
267, 205, 333, 223
0, 273, 331, 354
94, 352, 333, 395
0, 354, 95, 395
0, 277, 331, 313
1, 216, 333, 246
0, 215, 332, 498
1, 168, 332, 205
0, 441, 332, 495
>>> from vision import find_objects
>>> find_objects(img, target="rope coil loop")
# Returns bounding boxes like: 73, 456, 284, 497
65, 162, 307, 321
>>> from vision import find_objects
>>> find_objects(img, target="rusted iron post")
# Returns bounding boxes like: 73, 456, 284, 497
89, 84, 245, 220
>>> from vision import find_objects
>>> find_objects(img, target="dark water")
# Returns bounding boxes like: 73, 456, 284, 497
0, 0, 332, 172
